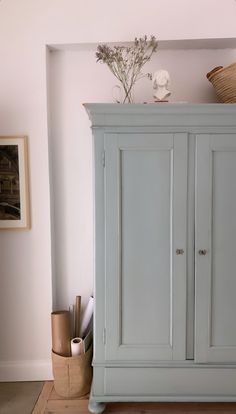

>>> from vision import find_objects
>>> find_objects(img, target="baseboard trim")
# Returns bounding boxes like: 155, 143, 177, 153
0, 359, 53, 381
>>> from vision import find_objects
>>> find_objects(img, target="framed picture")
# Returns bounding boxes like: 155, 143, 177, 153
0, 136, 30, 229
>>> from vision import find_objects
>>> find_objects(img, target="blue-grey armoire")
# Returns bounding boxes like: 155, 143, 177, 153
84, 103, 236, 414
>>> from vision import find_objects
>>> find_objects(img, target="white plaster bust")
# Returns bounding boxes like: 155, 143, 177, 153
153, 69, 171, 102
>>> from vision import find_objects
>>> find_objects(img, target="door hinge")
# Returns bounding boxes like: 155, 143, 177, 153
103, 328, 106, 344
102, 151, 105, 167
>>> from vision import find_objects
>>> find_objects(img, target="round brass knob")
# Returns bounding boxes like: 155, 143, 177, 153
176, 249, 184, 255
198, 249, 207, 256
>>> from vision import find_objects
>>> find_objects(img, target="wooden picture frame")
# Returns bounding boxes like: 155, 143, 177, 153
0, 136, 30, 229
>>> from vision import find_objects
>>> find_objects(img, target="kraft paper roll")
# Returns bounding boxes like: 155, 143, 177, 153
71, 337, 84, 356
75, 295, 81, 337
80, 296, 94, 338
69, 304, 75, 338
51, 310, 71, 357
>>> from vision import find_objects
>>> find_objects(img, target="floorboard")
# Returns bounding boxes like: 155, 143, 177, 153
32, 382, 236, 413
0, 381, 43, 414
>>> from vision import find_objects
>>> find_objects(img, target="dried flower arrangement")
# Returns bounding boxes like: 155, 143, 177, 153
96, 36, 158, 103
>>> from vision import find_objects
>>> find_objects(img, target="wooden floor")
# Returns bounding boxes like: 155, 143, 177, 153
33, 382, 236, 413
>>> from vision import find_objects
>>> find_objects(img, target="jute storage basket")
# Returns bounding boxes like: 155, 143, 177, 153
207, 63, 236, 103
52, 344, 93, 398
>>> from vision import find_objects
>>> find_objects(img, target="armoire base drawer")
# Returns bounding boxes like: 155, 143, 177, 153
102, 367, 236, 398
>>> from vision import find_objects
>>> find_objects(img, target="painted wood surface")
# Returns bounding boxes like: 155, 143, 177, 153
104, 366, 236, 398
84, 103, 236, 404
104, 133, 187, 361
195, 133, 236, 362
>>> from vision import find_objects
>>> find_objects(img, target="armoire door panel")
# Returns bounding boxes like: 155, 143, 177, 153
211, 150, 236, 347
121, 148, 171, 346
195, 134, 236, 363
105, 133, 187, 361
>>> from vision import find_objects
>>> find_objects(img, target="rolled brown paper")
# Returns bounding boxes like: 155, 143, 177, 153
75, 296, 81, 337
51, 310, 71, 357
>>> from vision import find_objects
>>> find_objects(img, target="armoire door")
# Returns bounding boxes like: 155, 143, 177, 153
104, 132, 188, 361
195, 133, 236, 363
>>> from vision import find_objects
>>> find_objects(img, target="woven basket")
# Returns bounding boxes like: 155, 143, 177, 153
52, 344, 93, 398
206, 63, 236, 103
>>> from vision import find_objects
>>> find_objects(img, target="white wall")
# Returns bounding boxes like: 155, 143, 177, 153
48, 46, 236, 317
0, 0, 236, 381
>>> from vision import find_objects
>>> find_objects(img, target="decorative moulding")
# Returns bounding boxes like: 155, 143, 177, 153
83, 103, 236, 128
48, 38, 236, 52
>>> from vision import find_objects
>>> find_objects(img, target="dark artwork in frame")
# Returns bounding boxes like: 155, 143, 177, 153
0, 144, 21, 220
0, 136, 30, 230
